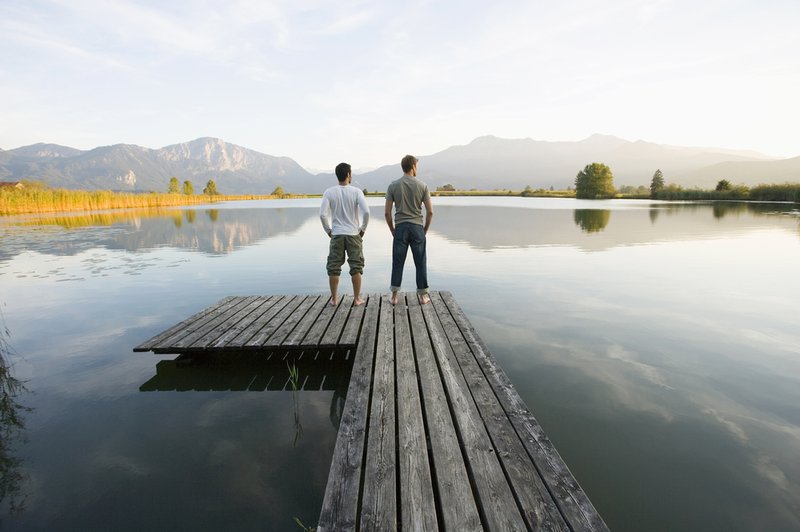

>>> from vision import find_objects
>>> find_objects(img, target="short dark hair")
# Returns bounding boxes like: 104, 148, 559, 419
335, 162, 351, 182
401, 155, 418, 173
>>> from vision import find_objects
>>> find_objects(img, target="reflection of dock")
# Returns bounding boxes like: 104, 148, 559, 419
135, 291, 608, 531
139, 350, 353, 392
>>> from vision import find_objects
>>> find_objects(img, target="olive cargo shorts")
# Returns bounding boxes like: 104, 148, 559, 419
327, 234, 364, 276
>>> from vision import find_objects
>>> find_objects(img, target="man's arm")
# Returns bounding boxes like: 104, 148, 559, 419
320, 192, 332, 236
384, 197, 395, 236
423, 197, 433, 234
357, 190, 369, 236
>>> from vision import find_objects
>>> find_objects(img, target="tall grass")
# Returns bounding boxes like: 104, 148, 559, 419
0, 188, 305, 216
653, 183, 800, 203
749, 183, 800, 202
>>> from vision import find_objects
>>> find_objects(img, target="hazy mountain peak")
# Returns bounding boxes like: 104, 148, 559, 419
580, 133, 629, 146
10, 143, 85, 158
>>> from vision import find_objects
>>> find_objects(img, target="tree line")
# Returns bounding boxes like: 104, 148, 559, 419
574, 163, 800, 202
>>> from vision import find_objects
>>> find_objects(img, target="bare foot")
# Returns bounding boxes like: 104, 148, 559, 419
353, 296, 365, 306
330, 295, 338, 306
390, 292, 399, 305
419, 293, 431, 305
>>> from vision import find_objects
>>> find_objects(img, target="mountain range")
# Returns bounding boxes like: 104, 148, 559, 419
1, 135, 797, 194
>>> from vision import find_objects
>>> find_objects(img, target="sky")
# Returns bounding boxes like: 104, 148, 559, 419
1, 0, 798, 171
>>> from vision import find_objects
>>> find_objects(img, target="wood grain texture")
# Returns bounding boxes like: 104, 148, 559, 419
360, 295, 397, 531
394, 295, 438, 531
439, 291, 609, 531
318, 294, 381, 532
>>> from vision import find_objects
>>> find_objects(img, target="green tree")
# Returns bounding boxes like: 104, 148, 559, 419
436, 183, 456, 192
168, 176, 180, 194
650, 169, 664, 198
363, 188, 368, 196
521, 185, 534, 197
715, 179, 732, 191
271, 186, 285, 197
203, 179, 218, 196
183, 180, 194, 195
575, 163, 615, 199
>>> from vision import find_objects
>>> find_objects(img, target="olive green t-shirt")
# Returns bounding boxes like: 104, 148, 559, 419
386, 175, 430, 226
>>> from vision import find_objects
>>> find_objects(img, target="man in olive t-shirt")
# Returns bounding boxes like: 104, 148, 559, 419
384, 154, 433, 305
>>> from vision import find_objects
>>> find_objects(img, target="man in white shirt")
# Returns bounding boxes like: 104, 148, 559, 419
320, 162, 370, 306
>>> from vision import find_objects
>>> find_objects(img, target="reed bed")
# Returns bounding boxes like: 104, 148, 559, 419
0, 189, 303, 216
653, 183, 800, 202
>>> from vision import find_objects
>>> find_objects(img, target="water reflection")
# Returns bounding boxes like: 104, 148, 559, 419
0, 310, 30, 516
431, 202, 799, 251
2, 197, 799, 531
140, 350, 353, 435
0, 206, 312, 263
573, 209, 611, 233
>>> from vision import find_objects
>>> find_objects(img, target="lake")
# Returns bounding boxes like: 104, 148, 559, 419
1, 197, 799, 531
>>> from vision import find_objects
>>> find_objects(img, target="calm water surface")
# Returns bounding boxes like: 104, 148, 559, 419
1, 197, 799, 531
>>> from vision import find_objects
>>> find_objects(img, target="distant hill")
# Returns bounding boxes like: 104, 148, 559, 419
0, 138, 324, 194
2, 134, 796, 194
354, 134, 784, 192
673, 156, 800, 189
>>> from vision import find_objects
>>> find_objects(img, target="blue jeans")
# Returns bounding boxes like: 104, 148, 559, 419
391, 222, 428, 293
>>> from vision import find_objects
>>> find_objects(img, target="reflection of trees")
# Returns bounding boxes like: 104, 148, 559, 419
712, 202, 747, 219
1, 207, 315, 261
1, 308, 30, 515
649, 208, 659, 224
573, 209, 611, 233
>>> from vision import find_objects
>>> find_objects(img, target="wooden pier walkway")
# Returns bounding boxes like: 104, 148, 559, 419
135, 291, 608, 531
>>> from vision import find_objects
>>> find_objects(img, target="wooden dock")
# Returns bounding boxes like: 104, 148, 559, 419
135, 291, 608, 531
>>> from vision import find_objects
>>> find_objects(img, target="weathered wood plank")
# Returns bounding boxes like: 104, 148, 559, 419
266, 295, 320, 347
421, 295, 528, 530
394, 295, 438, 531
188, 295, 264, 349
230, 295, 291, 346
360, 295, 397, 531
407, 295, 482, 531
338, 297, 367, 346
134, 296, 237, 351
211, 296, 280, 348
318, 295, 354, 347
318, 295, 381, 532
439, 291, 609, 532
283, 295, 330, 347
244, 296, 304, 347
305, 295, 347, 346
170, 297, 256, 350
430, 292, 568, 531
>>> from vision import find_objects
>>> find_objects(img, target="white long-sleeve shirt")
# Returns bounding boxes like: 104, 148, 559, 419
320, 184, 370, 236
